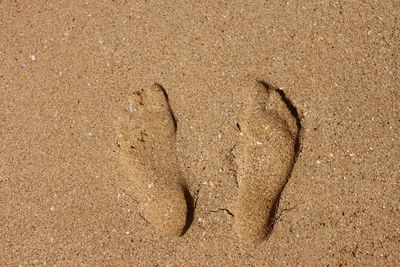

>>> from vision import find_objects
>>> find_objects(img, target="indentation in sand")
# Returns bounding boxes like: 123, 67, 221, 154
115, 83, 193, 236
115, 81, 301, 242
234, 81, 301, 244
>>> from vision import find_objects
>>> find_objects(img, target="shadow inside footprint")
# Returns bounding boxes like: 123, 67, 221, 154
182, 186, 195, 235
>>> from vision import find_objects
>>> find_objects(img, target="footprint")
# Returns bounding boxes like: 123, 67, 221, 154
116, 83, 192, 236
234, 81, 301, 243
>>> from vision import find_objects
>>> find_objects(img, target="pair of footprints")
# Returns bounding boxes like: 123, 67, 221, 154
116, 81, 300, 244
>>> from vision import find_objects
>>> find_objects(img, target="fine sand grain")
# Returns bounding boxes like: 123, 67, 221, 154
1, 1, 399, 266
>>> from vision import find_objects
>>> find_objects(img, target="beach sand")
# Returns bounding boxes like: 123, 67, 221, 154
1, 1, 399, 265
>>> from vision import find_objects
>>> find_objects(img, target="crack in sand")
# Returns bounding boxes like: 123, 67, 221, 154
210, 208, 235, 217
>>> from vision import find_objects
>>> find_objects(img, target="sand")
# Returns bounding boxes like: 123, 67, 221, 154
1, 1, 399, 266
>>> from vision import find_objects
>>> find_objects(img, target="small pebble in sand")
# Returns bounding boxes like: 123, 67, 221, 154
148, 182, 154, 188
30, 54, 36, 61
50, 206, 55, 211
128, 103, 134, 113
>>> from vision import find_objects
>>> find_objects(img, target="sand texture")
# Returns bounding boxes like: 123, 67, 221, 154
1, 1, 399, 266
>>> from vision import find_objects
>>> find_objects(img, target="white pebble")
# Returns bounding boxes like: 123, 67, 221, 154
128, 103, 134, 113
